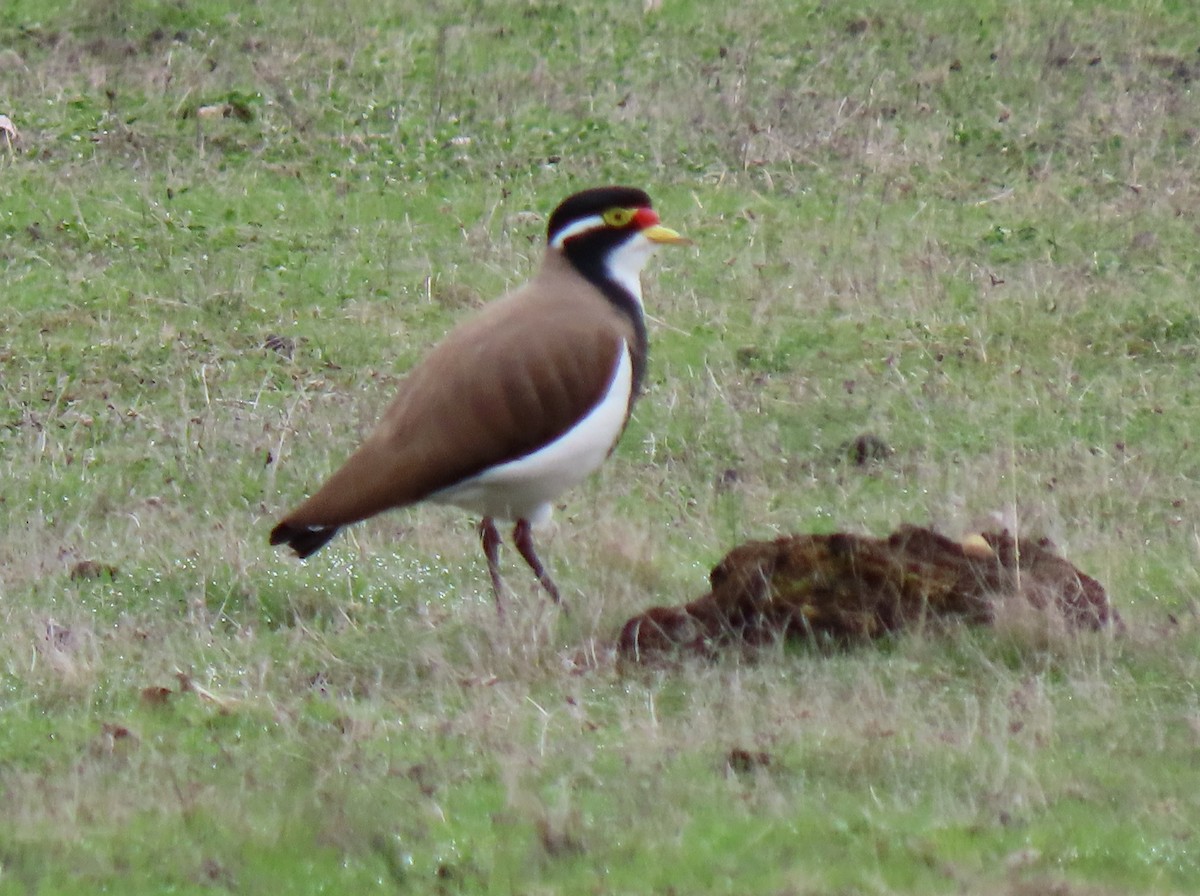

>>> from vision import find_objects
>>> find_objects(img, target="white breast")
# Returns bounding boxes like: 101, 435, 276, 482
430, 341, 633, 524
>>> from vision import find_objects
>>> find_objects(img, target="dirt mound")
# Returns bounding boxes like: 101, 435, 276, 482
618, 526, 1116, 660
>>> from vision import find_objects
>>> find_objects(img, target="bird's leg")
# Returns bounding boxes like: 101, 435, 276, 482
478, 517, 507, 616
513, 519, 567, 612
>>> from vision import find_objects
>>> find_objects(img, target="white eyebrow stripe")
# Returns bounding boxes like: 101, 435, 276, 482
549, 213, 605, 248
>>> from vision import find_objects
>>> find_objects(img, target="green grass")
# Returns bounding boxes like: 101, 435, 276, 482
3, 0, 1200, 892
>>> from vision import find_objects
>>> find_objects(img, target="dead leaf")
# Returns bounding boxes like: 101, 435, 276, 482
90, 722, 140, 759
44, 621, 73, 651
195, 100, 254, 122
0, 113, 18, 149
726, 748, 773, 773
140, 685, 174, 706
175, 670, 238, 713
70, 560, 119, 580
459, 675, 499, 688
263, 333, 296, 357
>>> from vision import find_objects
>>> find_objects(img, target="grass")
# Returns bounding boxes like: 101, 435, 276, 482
3, 0, 1200, 892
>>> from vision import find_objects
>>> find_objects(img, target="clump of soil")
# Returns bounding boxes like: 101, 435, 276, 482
618, 526, 1116, 660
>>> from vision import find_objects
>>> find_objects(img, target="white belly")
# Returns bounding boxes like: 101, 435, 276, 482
429, 341, 633, 524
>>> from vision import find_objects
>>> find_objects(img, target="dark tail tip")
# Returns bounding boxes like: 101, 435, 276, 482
269, 521, 340, 559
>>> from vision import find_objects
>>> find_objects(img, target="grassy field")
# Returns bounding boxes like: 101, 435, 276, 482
3, 0, 1200, 892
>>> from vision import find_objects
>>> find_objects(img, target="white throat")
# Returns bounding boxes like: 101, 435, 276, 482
550, 218, 659, 311
603, 232, 657, 311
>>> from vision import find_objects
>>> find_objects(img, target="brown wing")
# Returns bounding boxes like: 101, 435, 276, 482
276, 256, 636, 532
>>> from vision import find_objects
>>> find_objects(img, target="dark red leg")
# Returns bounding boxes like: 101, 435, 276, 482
513, 518, 566, 611
478, 517, 506, 615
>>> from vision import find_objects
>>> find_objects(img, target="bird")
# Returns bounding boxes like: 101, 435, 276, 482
269, 185, 688, 611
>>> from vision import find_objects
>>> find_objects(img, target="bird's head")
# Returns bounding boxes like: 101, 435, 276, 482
546, 186, 689, 303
